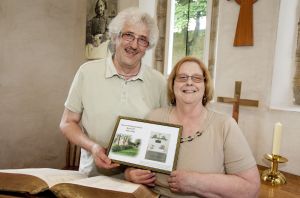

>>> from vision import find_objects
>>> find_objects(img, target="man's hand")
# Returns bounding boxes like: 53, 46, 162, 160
91, 144, 120, 169
125, 167, 156, 187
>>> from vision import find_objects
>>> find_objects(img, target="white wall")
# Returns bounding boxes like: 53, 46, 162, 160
139, 0, 157, 67
211, 0, 300, 175
270, 0, 300, 111
118, 0, 139, 11
0, 0, 86, 168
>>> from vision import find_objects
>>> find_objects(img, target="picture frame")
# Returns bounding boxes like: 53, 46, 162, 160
85, 0, 118, 59
107, 116, 182, 174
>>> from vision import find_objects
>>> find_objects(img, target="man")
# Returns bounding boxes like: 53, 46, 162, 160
60, 7, 167, 177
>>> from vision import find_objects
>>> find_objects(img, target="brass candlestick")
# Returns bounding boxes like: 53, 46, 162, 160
261, 154, 288, 185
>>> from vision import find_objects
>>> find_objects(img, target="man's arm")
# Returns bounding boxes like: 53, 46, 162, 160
59, 108, 119, 169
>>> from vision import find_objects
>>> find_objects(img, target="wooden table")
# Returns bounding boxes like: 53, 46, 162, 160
258, 165, 300, 198
0, 190, 55, 198
1, 166, 299, 198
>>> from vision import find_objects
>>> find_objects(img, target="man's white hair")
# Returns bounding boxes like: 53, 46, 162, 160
108, 7, 159, 50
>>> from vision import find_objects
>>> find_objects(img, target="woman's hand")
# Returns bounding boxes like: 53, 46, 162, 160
168, 168, 260, 198
168, 170, 194, 193
125, 167, 156, 187
91, 144, 120, 169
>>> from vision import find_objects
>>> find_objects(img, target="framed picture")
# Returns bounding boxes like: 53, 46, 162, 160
85, 0, 118, 59
107, 116, 182, 174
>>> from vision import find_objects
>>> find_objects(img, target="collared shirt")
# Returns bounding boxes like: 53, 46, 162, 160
64, 56, 168, 176
105, 56, 145, 81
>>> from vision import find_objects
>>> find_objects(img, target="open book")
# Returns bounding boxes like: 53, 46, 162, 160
0, 168, 158, 198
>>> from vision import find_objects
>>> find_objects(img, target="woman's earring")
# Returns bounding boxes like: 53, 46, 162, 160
203, 96, 207, 104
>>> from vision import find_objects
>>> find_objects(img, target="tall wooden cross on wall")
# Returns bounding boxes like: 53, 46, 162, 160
230, 0, 258, 46
217, 81, 259, 123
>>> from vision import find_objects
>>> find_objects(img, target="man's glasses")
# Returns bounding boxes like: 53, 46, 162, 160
175, 74, 205, 83
120, 32, 149, 47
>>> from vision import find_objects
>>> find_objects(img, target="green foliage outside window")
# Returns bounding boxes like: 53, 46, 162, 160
172, 0, 207, 67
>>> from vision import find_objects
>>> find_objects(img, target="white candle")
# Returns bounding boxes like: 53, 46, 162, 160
272, 122, 282, 155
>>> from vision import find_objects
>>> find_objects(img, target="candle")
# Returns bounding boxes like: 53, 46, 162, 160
272, 122, 282, 155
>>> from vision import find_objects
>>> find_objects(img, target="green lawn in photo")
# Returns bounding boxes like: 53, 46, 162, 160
117, 148, 138, 156
112, 145, 139, 157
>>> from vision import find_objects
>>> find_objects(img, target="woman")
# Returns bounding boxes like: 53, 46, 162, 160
124, 56, 260, 198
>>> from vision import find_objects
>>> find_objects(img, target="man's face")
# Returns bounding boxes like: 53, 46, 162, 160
114, 22, 149, 70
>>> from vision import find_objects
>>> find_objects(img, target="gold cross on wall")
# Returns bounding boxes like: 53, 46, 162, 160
217, 81, 259, 123
232, 0, 258, 46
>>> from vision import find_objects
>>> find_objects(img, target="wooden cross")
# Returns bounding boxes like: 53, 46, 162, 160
217, 81, 259, 123
232, 0, 258, 46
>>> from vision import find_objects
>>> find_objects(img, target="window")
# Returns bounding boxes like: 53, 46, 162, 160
270, 0, 300, 111
164, 0, 217, 76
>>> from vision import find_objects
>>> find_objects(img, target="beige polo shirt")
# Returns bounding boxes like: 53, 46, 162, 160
65, 57, 167, 176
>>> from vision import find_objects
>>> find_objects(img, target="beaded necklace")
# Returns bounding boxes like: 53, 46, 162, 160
171, 107, 206, 143
180, 130, 203, 143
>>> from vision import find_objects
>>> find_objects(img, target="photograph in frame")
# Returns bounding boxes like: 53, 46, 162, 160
107, 116, 182, 174
85, 0, 118, 59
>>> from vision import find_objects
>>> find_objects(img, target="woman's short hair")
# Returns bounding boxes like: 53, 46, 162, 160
108, 7, 159, 50
167, 56, 214, 106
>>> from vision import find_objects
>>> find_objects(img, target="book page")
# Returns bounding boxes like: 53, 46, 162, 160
66, 175, 140, 193
0, 168, 86, 187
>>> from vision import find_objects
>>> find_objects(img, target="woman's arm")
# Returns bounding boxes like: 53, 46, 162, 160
168, 166, 260, 198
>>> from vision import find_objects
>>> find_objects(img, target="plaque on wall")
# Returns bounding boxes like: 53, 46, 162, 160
85, 0, 118, 59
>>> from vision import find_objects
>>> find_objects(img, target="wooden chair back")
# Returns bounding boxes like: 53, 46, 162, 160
63, 141, 81, 170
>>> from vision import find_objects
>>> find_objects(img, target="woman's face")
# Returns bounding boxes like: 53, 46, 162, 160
96, 0, 105, 16
173, 61, 205, 106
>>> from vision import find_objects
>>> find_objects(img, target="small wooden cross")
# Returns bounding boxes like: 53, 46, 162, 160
217, 81, 259, 123
232, 0, 258, 46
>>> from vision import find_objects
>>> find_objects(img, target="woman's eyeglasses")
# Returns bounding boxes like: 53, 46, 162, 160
120, 32, 149, 47
175, 74, 205, 83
